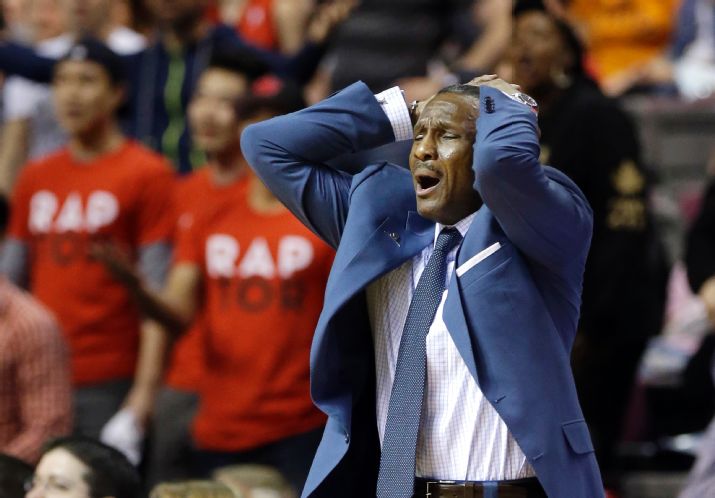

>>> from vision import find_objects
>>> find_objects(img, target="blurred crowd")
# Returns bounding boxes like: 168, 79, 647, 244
0, 0, 714, 497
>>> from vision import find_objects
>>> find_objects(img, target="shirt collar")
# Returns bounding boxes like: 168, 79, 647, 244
433, 211, 476, 248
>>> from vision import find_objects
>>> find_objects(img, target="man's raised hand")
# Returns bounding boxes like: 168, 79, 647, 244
466, 74, 521, 95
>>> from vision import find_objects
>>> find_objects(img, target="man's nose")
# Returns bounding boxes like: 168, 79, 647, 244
414, 135, 437, 161
25, 484, 43, 498
510, 39, 527, 57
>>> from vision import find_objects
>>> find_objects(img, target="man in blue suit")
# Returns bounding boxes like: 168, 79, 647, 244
241, 74, 604, 498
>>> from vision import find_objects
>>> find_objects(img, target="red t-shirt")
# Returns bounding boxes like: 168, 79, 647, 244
175, 173, 332, 451
163, 169, 213, 392
236, 0, 278, 50
9, 141, 175, 386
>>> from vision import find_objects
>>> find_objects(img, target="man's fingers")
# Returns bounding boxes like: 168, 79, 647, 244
90, 242, 130, 271
88, 242, 111, 261
466, 74, 499, 86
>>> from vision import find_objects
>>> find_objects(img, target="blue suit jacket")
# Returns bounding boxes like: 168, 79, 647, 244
241, 82, 604, 498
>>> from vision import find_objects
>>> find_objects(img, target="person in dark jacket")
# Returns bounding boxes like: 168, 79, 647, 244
680, 170, 715, 497
509, 1, 669, 487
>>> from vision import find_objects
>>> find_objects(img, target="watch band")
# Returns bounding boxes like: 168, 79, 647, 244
409, 100, 420, 124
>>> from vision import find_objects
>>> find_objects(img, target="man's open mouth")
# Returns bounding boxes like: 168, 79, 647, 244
414, 169, 441, 195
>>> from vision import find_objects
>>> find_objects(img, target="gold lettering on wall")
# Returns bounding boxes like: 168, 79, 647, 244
607, 198, 646, 230
607, 160, 647, 231
612, 160, 645, 196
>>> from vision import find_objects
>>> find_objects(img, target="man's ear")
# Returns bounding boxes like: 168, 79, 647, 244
559, 50, 576, 77
111, 84, 127, 112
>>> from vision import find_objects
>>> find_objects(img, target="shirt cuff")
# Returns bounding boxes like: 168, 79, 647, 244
374, 86, 413, 142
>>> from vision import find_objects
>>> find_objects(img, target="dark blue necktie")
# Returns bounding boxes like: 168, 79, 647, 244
376, 227, 463, 498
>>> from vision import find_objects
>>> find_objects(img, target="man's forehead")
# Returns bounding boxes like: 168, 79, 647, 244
203, 67, 248, 85
417, 93, 478, 126
199, 69, 248, 94
55, 59, 107, 77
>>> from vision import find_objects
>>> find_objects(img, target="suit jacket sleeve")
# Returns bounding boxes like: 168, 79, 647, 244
474, 87, 593, 271
0, 41, 138, 85
241, 81, 400, 249
218, 27, 324, 84
0, 42, 55, 83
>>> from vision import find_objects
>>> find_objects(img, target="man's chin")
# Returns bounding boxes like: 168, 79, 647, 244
197, 142, 225, 156
416, 199, 478, 226
416, 200, 448, 224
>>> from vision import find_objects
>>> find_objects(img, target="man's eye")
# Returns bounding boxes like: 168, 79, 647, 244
443, 134, 458, 140
47, 478, 72, 492
414, 134, 424, 141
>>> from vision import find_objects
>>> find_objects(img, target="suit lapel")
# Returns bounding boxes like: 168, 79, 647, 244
318, 161, 435, 318
409, 208, 481, 385
326, 202, 497, 390
322, 212, 434, 318
443, 285, 479, 385
443, 206, 495, 388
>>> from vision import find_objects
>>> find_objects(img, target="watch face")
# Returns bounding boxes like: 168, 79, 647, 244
515, 92, 538, 108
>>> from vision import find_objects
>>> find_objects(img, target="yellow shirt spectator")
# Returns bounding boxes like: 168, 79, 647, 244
569, 0, 680, 90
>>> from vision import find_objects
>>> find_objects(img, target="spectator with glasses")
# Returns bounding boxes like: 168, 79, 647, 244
24, 436, 141, 498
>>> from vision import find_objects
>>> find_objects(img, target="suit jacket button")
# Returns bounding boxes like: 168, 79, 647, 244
388, 232, 400, 243
485, 96, 496, 114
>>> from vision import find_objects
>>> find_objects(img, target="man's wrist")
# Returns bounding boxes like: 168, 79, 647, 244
408, 100, 420, 127
374, 86, 414, 141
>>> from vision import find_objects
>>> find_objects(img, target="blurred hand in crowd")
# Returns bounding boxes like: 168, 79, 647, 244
542, 0, 569, 19
398, 75, 446, 103
601, 56, 675, 97
701, 277, 715, 327
99, 407, 144, 465
90, 241, 164, 463
306, 0, 357, 45
90, 241, 141, 291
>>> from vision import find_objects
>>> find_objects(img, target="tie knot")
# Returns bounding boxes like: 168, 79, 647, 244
434, 227, 462, 254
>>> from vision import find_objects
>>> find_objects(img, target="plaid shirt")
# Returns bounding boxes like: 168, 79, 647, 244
0, 277, 72, 463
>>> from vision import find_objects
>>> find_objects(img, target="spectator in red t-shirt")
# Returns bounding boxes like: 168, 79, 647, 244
0, 38, 175, 464
217, 0, 315, 54
142, 52, 255, 486
95, 61, 332, 492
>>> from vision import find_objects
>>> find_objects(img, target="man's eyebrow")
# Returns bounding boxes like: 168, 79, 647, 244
414, 118, 458, 131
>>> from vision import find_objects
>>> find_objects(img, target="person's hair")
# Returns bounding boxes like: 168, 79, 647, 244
513, 0, 586, 78
41, 436, 141, 498
437, 84, 481, 102
236, 80, 306, 121
0, 454, 33, 498
213, 464, 290, 498
0, 194, 9, 236
150, 481, 237, 498
206, 48, 269, 84
57, 36, 126, 86
434, 84, 481, 121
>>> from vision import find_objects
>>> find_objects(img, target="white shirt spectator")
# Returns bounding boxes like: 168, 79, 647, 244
2, 28, 145, 160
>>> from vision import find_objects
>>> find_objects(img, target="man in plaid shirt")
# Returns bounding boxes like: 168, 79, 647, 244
0, 194, 71, 462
